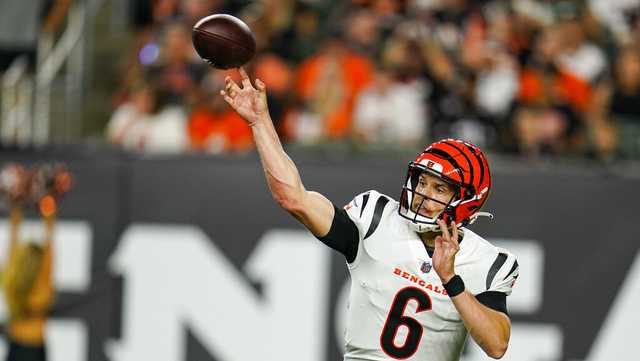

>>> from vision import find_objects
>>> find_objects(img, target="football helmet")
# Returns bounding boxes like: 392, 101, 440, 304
399, 139, 492, 232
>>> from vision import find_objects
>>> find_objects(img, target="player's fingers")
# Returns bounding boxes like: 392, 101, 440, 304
438, 219, 451, 241
225, 76, 240, 92
238, 67, 253, 88
255, 78, 266, 92
434, 235, 443, 253
220, 90, 234, 105
223, 85, 234, 98
451, 221, 459, 244
238, 67, 249, 79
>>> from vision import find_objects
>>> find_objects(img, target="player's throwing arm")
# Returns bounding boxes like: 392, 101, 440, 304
220, 67, 335, 237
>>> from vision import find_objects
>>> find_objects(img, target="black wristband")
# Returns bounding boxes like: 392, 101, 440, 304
443, 275, 465, 297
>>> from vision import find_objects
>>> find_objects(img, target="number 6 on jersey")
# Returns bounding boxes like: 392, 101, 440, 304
380, 287, 433, 359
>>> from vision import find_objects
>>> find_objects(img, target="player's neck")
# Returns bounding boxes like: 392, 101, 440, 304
417, 231, 438, 248
416, 228, 465, 249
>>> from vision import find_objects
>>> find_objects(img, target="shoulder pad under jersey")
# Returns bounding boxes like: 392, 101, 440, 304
343, 190, 394, 241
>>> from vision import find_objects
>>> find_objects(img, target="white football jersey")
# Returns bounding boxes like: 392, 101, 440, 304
341, 190, 519, 361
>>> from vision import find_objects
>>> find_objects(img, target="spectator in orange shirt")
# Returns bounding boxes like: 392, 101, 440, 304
292, 31, 374, 142
188, 72, 253, 153
512, 26, 587, 155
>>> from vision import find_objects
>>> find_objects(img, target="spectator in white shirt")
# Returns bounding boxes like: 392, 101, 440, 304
353, 62, 428, 148
107, 82, 187, 154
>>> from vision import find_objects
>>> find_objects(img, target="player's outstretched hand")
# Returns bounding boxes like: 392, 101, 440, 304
220, 67, 269, 126
433, 219, 460, 284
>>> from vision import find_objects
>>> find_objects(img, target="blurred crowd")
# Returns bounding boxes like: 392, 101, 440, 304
106, 0, 640, 160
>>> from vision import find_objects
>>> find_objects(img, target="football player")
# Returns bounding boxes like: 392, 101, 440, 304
221, 68, 519, 360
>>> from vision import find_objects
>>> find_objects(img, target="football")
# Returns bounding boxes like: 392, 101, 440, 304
192, 14, 256, 69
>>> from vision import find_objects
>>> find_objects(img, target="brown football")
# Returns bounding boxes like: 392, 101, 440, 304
192, 14, 256, 69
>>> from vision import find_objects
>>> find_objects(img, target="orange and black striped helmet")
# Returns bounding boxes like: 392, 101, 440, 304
399, 139, 492, 232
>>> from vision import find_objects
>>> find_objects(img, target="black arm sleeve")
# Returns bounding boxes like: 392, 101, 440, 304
475, 291, 509, 316
315, 204, 360, 263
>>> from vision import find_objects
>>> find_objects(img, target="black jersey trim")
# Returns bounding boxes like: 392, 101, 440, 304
364, 196, 389, 240
503, 260, 519, 280
424, 245, 434, 258
476, 291, 508, 315
486, 252, 508, 290
360, 192, 370, 218
316, 205, 360, 263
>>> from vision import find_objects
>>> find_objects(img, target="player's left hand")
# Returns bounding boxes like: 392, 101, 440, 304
433, 219, 459, 284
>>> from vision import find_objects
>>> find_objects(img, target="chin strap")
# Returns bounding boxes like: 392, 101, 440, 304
468, 211, 494, 225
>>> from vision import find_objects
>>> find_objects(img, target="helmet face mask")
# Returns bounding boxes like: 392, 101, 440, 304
399, 164, 460, 232
399, 139, 492, 233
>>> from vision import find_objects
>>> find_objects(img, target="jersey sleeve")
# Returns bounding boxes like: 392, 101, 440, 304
342, 190, 392, 237
475, 291, 508, 315
342, 191, 372, 239
316, 205, 360, 263
486, 250, 519, 296
341, 190, 390, 267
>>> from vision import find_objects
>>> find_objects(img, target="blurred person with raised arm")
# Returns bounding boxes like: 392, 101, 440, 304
0, 164, 71, 361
